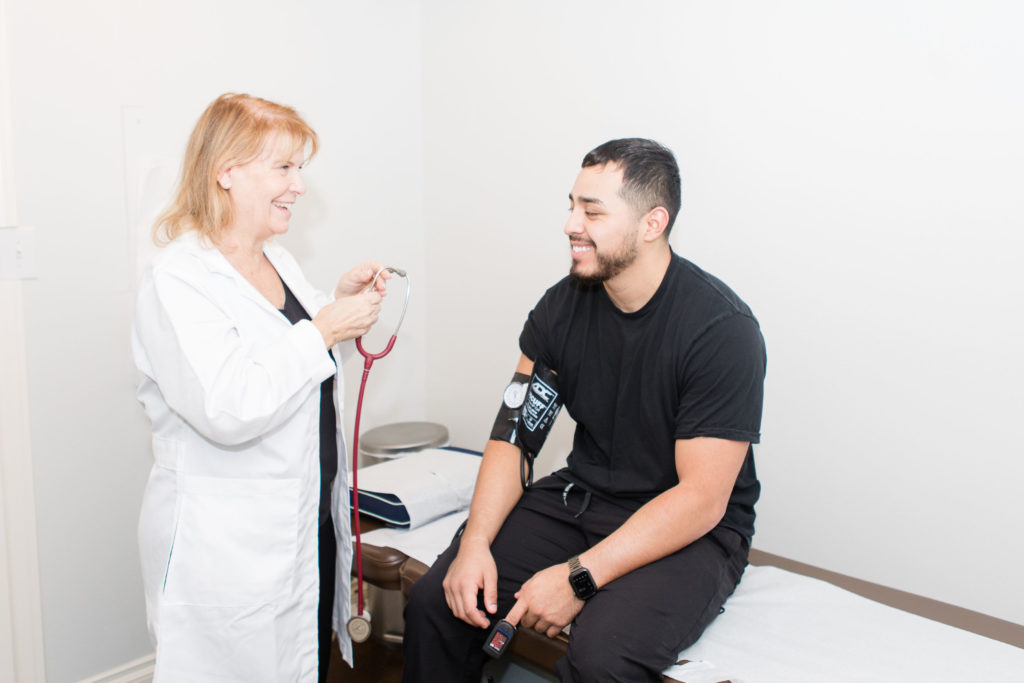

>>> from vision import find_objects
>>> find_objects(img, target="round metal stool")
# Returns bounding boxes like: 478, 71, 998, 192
358, 421, 450, 463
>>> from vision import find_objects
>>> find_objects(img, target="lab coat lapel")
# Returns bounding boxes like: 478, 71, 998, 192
183, 233, 293, 319
263, 242, 324, 318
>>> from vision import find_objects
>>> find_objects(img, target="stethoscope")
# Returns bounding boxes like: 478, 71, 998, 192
347, 266, 410, 644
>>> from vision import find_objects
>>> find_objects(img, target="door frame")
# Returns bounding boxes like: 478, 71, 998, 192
0, 0, 46, 677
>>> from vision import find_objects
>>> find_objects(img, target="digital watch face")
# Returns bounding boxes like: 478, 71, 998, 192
570, 569, 597, 599
483, 620, 516, 659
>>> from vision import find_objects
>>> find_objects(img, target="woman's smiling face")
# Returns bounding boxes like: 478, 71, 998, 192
221, 134, 307, 241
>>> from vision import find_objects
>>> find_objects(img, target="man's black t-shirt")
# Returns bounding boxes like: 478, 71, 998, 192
519, 253, 766, 541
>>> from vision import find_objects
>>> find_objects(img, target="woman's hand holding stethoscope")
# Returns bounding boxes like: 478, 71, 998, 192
311, 262, 395, 348
310, 292, 380, 347
335, 261, 392, 299
347, 265, 411, 643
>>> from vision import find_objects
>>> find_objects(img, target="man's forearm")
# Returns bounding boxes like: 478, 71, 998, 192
577, 481, 725, 589
577, 437, 749, 588
460, 440, 525, 547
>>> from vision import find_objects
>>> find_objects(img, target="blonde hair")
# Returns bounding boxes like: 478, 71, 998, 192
153, 93, 319, 245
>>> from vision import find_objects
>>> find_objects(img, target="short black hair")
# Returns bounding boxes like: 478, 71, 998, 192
581, 138, 681, 236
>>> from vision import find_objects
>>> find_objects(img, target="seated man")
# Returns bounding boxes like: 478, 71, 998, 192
403, 138, 766, 683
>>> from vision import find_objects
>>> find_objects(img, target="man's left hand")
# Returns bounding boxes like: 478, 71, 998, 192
504, 563, 584, 638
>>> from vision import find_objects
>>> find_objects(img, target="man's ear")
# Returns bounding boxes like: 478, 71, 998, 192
642, 207, 670, 242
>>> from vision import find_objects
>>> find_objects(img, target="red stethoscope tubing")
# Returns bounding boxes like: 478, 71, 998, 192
350, 336, 396, 616
349, 267, 407, 618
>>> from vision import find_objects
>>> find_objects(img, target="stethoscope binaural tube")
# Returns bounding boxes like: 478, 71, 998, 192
348, 266, 410, 643
354, 267, 409, 362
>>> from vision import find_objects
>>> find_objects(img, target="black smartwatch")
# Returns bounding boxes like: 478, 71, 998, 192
567, 555, 597, 600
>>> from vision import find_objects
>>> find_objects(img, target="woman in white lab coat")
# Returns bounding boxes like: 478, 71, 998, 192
133, 92, 387, 682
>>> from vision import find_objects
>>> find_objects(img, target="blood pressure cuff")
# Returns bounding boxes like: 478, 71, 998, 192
517, 362, 562, 457
488, 362, 562, 457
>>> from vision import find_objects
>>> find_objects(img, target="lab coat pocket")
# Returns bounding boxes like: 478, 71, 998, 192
163, 475, 300, 606
155, 602, 277, 683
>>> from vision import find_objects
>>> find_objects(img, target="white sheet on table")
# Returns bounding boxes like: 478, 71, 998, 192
361, 510, 468, 566
664, 659, 745, 683
670, 565, 1024, 683
361, 511, 1024, 683
355, 448, 479, 529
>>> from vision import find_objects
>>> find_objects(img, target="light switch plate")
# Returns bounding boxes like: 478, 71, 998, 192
0, 226, 37, 280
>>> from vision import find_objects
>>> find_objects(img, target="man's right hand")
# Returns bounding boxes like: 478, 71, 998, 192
442, 537, 498, 628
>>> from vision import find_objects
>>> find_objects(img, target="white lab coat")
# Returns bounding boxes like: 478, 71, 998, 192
132, 231, 355, 682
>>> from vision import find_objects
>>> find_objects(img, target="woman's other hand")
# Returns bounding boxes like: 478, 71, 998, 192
312, 290, 382, 347
334, 261, 391, 299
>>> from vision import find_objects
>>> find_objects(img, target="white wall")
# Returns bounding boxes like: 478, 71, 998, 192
421, 0, 1024, 626
4, 0, 423, 680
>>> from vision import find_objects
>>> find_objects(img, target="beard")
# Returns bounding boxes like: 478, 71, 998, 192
569, 232, 639, 286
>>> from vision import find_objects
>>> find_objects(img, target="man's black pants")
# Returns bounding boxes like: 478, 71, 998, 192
402, 474, 749, 683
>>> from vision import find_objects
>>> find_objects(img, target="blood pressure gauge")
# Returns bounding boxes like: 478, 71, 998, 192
347, 611, 372, 643
503, 381, 528, 409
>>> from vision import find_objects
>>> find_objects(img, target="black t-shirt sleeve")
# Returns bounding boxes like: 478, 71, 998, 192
518, 284, 559, 367
675, 312, 766, 444
519, 309, 540, 363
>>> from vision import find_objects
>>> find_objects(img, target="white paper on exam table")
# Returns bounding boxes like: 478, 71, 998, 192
670, 565, 1024, 683
360, 510, 469, 566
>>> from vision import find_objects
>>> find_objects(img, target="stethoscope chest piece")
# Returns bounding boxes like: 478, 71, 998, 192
347, 610, 372, 643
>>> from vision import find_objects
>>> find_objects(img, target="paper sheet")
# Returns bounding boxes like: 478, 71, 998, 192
671, 565, 1024, 682
360, 510, 468, 566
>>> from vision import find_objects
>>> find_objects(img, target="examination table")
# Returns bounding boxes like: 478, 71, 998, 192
352, 449, 1024, 682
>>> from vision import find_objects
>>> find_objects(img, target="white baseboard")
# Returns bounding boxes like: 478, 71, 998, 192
77, 654, 155, 683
